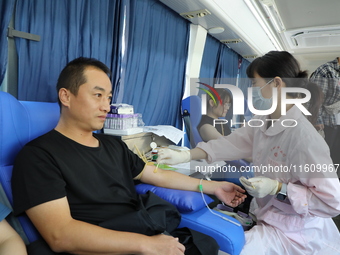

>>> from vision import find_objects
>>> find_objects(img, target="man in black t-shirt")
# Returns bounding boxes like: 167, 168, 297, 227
12, 57, 246, 255
13, 131, 144, 225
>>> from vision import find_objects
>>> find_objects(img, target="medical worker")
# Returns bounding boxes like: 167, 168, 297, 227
158, 51, 340, 254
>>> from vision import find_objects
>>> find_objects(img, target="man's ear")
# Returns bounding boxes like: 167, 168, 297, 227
58, 88, 71, 107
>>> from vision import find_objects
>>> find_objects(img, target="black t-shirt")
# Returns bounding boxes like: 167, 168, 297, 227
12, 130, 145, 225
197, 115, 231, 139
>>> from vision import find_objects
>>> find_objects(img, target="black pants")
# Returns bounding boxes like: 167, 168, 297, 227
27, 229, 219, 255
27, 192, 219, 255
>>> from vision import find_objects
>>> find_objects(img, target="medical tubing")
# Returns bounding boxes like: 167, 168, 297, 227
198, 179, 241, 227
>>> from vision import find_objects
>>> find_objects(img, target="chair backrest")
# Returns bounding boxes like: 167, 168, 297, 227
182, 95, 203, 148
0, 91, 60, 243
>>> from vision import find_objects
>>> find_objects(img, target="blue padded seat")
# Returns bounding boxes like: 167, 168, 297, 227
182, 95, 203, 148
136, 184, 245, 254
136, 183, 245, 254
179, 209, 245, 254
0, 92, 245, 254
0, 91, 60, 243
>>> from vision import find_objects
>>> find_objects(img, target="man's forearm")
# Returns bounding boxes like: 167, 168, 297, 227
142, 164, 217, 195
45, 219, 149, 254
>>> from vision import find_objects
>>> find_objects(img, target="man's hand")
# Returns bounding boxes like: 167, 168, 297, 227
157, 149, 191, 165
141, 234, 185, 255
214, 182, 247, 207
239, 176, 279, 198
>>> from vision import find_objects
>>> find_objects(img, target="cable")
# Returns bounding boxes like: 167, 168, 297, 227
198, 179, 241, 227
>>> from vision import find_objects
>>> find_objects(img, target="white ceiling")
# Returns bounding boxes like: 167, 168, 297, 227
160, 0, 340, 74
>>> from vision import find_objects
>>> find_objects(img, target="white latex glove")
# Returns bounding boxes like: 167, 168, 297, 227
157, 148, 191, 165
239, 176, 279, 198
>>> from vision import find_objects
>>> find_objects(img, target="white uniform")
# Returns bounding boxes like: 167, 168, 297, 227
197, 106, 340, 254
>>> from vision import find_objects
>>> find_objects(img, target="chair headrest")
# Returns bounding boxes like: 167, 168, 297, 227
0, 92, 60, 166
182, 95, 202, 126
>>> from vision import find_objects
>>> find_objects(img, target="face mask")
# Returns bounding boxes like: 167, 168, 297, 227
252, 79, 273, 110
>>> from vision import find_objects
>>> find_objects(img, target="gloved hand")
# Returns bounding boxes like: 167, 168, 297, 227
157, 148, 191, 165
239, 176, 279, 198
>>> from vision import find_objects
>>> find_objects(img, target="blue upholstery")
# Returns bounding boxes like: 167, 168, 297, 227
182, 95, 203, 148
179, 209, 245, 254
0, 91, 60, 243
135, 183, 214, 213
136, 183, 245, 255
0, 92, 245, 254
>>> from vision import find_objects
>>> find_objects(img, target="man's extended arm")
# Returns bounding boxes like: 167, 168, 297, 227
26, 197, 185, 255
139, 163, 246, 208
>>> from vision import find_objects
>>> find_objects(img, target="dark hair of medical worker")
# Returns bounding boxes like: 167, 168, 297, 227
205, 88, 232, 116
56, 57, 111, 107
246, 51, 323, 125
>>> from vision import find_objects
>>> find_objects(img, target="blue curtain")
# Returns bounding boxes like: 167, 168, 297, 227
14, 0, 122, 102
120, 0, 189, 128
238, 58, 251, 97
110, 0, 128, 102
198, 35, 220, 99
216, 44, 239, 85
237, 58, 252, 121
199, 35, 220, 81
199, 35, 239, 90
216, 45, 239, 123
0, 0, 15, 86
199, 35, 249, 125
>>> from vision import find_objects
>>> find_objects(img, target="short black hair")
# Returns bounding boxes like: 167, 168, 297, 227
56, 57, 111, 106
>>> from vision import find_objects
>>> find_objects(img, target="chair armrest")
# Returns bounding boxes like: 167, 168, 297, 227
135, 183, 213, 213
179, 208, 245, 255
135, 183, 245, 254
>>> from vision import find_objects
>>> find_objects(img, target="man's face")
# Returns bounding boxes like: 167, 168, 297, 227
68, 67, 112, 132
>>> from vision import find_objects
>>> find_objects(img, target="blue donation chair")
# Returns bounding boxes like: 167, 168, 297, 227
0, 91, 245, 254
0, 92, 60, 244
182, 95, 203, 148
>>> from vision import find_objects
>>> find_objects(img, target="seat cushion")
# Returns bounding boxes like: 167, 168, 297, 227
135, 183, 213, 213
179, 208, 245, 255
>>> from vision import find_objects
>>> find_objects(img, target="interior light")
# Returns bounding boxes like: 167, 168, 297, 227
244, 0, 284, 51
208, 27, 225, 34
260, 0, 285, 33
